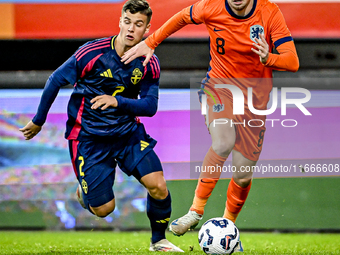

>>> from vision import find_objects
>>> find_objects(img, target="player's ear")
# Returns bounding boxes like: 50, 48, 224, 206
145, 23, 151, 34
119, 17, 122, 29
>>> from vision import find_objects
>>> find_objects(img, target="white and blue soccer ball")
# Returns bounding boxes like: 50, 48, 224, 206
198, 217, 240, 254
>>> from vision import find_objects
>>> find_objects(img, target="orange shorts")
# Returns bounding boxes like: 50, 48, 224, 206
205, 91, 266, 162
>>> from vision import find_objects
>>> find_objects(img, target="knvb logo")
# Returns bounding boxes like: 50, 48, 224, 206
250, 25, 264, 43
201, 84, 312, 116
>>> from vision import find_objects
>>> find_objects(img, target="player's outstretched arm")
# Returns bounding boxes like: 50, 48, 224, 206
121, 41, 154, 66
19, 60, 75, 141
19, 121, 42, 140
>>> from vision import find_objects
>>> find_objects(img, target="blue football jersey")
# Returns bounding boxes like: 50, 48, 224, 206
33, 36, 160, 141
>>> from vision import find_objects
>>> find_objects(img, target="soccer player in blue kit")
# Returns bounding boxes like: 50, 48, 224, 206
19, 0, 183, 252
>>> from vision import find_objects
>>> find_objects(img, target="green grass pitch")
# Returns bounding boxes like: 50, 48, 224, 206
0, 231, 339, 254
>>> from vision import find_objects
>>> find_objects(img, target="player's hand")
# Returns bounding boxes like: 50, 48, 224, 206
19, 121, 42, 140
91, 95, 118, 110
251, 33, 269, 64
121, 41, 154, 66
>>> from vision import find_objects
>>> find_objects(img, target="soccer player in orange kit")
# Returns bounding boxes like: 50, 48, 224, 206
122, 0, 299, 249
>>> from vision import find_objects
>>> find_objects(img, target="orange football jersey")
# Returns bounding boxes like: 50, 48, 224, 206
187, 0, 293, 78
146, 0, 299, 110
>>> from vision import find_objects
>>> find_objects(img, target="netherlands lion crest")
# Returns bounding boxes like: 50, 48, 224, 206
250, 25, 264, 43
213, 104, 224, 113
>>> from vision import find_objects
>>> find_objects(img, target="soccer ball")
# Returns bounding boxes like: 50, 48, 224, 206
198, 217, 240, 254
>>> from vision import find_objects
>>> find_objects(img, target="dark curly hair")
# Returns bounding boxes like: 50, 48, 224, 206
122, 0, 152, 24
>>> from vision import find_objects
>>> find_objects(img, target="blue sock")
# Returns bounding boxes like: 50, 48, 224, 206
147, 191, 171, 244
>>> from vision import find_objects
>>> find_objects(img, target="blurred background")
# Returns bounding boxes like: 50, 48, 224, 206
0, 0, 339, 231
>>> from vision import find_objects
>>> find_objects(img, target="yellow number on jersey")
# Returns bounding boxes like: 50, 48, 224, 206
78, 156, 85, 177
112, 86, 125, 96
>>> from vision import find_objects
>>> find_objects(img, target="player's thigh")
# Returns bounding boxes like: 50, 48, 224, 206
88, 171, 116, 216
69, 140, 116, 209
233, 112, 266, 162
209, 118, 236, 156
205, 94, 236, 156
117, 123, 157, 176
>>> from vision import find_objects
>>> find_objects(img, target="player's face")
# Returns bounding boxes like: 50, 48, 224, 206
227, 0, 253, 16
119, 10, 150, 48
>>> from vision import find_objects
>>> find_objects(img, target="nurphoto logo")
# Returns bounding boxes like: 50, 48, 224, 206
200, 84, 311, 128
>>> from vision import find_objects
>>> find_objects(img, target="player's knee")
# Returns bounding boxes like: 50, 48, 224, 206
93, 206, 114, 218
147, 182, 168, 200
233, 177, 252, 188
91, 199, 115, 218
212, 140, 233, 157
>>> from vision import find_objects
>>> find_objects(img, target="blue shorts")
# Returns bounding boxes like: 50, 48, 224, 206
68, 123, 161, 207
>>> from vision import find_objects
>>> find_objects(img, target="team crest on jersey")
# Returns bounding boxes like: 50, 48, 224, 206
131, 68, 143, 85
213, 104, 224, 113
81, 179, 88, 194
250, 25, 264, 43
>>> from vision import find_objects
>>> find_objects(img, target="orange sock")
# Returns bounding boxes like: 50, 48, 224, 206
223, 178, 252, 223
191, 147, 227, 215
